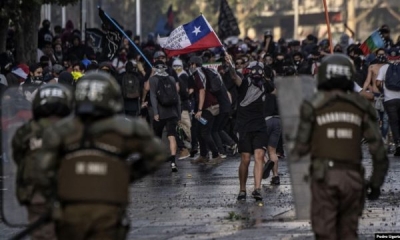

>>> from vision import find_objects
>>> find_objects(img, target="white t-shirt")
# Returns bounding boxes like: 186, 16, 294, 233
376, 64, 400, 102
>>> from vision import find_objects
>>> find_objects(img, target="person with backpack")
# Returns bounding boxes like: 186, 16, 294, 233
120, 61, 143, 117
149, 60, 181, 172
189, 56, 223, 165
376, 57, 400, 156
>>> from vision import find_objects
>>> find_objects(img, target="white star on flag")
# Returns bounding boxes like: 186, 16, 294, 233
157, 15, 222, 57
192, 26, 201, 36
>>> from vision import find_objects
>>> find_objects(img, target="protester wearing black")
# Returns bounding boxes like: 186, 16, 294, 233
119, 61, 143, 117
190, 56, 222, 165
149, 61, 181, 172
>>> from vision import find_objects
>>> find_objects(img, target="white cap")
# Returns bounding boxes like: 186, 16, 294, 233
172, 59, 183, 67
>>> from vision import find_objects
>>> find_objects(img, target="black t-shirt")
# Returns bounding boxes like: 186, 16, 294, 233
236, 78, 272, 132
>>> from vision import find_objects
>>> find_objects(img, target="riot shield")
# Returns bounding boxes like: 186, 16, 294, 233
1, 87, 33, 227
275, 75, 316, 220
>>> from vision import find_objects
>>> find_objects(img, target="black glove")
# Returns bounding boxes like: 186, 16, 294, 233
366, 183, 381, 200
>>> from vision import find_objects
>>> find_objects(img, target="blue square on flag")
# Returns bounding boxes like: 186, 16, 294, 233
183, 16, 211, 44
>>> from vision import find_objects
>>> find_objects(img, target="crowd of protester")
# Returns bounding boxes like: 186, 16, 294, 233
1, 19, 399, 194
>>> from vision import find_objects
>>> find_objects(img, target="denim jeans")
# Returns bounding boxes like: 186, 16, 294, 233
384, 99, 400, 142
377, 110, 389, 139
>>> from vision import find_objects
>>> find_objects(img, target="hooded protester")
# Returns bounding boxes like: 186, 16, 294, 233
61, 20, 74, 47
38, 19, 54, 50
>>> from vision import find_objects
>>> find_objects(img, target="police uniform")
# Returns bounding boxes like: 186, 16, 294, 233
292, 54, 389, 240
12, 84, 74, 240
34, 71, 168, 240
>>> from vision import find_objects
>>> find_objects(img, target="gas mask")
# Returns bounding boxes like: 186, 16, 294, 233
249, 66, 265, 89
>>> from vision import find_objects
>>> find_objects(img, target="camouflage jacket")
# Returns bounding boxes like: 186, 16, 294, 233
292, 91, 389, 188
32, 115, 168, 201
12, 118, 54, 204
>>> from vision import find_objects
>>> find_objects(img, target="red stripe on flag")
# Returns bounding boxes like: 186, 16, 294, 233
164, 32, 222, 57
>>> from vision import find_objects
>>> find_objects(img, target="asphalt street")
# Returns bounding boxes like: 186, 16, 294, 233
1, 146, 399, 240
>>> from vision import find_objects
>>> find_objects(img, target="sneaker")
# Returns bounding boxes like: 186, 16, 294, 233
171, 162, 178, 172
271, 176, 280, 185
207, 156, 223, 165
190, 156, 207, 164
179, 148, 190, 160
262, 160, 275, 179
251, 189, 262, 201
237, 191, 246, 201
219, 153, 227, 159
190, 149, 198, 158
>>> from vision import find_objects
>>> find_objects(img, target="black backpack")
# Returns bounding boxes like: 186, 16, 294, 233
156, 76, 179, 107
121, 73, 141, 99
201, 67, 223, 95
385, 64, 400, 91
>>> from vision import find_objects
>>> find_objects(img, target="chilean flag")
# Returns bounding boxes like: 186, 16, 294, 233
158, 15, 222, 57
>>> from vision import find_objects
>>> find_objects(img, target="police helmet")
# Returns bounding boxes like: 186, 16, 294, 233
74, 71, 123, 117
317, 54, 355, 85
32, 83, 73, 120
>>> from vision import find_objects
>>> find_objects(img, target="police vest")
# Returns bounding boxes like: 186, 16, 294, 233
57, 132, 130, 205
311, 100, 363, 163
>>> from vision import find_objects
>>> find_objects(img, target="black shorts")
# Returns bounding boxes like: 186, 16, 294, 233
266, 117, 282, 148
237, 130, 268, 154
153, 117, 178, 138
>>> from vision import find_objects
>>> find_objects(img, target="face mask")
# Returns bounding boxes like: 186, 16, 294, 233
173, 67, 183, 74
32, 76, 43, 81
119, 53, 127, 61
353, 57, 361, 66
377, 55, 388, 63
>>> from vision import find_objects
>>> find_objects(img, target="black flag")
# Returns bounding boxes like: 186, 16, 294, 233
218, 0, 240, 40
98, 8, 123, 61
85, 28, 104, 54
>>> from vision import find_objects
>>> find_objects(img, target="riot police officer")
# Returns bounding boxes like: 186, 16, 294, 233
34, 71, 168, 240
12, 83, 74, 240
291, 54, 389, 240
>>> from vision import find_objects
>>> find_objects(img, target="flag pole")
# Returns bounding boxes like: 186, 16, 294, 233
98, 6, 152, 68
200, 14, 234, 66
322, 0, 333, 54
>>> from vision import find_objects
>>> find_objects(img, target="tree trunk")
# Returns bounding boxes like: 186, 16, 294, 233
15, 4, 41, 64
0, 17, 9, 53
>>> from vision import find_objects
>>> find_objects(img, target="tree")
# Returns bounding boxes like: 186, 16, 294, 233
0, 0, 80, 64
235, 0, 266, 37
